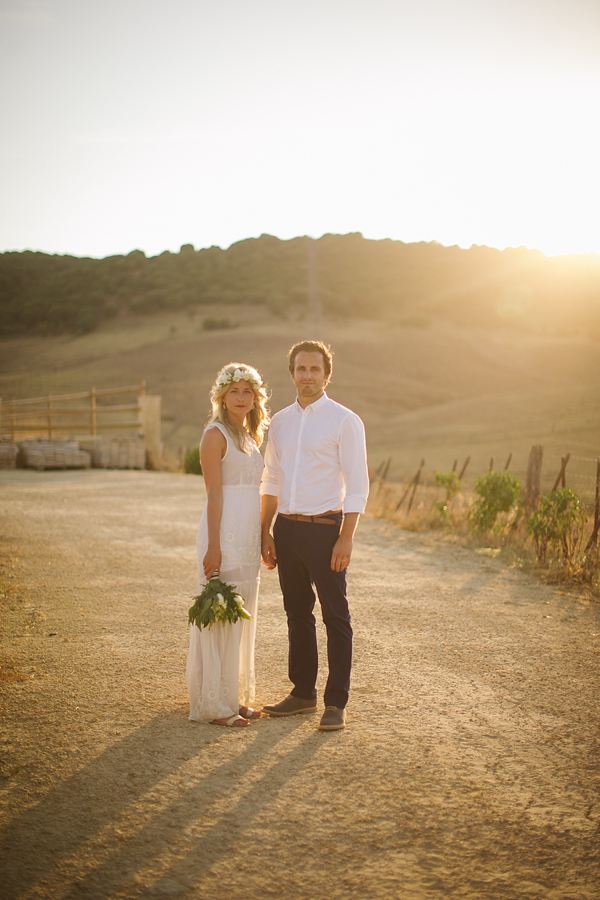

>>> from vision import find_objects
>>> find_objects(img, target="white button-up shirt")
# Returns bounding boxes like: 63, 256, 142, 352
261, 393, 369, 515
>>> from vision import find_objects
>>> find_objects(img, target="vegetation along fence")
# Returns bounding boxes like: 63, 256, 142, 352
370, 445, 600, 564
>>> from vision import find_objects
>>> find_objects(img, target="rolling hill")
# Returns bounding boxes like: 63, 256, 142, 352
1, 301, 598, 500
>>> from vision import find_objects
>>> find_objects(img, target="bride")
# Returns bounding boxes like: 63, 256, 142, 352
186, 363, 270, 727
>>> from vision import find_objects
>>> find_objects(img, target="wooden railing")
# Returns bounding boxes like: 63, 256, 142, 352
0, 382, 147, 441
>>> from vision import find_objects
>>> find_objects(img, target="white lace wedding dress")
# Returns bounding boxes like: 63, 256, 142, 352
186, 422, 264, 722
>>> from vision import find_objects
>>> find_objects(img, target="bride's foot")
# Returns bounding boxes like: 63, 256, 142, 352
210, 714, 250, 727
239, 706, 262, 719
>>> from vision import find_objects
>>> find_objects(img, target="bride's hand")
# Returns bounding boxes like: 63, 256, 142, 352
203, 545, 222, 578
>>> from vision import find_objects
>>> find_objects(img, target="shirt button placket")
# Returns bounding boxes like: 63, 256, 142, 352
290, 407, 307, 512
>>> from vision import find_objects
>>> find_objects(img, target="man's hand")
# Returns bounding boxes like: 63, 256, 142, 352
331, 534, 353, 572
261, 494, 279, 570
261, 533, 277, 569
330, 512, 360, 571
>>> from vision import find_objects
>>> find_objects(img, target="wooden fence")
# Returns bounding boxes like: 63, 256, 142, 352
0, 382, 147, 441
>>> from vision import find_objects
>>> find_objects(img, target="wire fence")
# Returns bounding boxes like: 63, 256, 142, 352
369, 445, 600, 553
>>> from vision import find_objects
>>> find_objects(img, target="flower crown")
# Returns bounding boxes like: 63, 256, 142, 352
216, 366, 263, 392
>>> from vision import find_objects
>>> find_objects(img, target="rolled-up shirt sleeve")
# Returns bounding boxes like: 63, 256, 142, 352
260, 430, 280, 497
339, 414, 369, 514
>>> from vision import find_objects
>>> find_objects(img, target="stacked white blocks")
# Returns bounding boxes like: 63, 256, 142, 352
19, 440, 91, 471
0, 441, 18, 468
79, 435, 146, 469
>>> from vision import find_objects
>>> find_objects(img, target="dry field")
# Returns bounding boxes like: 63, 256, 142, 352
1, 468, 599, 899
1, 309, 599, 498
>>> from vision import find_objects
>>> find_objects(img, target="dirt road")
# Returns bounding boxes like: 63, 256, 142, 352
1, 469, 599, 899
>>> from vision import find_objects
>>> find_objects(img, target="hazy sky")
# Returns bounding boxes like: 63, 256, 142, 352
1, 0, 599, 259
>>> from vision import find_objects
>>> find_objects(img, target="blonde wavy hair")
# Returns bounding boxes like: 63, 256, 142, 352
207, 362, 270, 452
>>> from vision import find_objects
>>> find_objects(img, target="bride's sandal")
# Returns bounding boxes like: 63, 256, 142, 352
239, 706, 262, 719
210, 714, 250, 727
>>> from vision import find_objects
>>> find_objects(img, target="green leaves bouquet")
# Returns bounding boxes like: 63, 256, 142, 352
188, 576, 251, 630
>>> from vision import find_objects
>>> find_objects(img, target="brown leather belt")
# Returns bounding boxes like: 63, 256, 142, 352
279, 510, 342, 525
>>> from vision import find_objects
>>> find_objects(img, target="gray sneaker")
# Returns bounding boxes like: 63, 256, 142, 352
318, 706, 347, 731
262, 694, 318, 716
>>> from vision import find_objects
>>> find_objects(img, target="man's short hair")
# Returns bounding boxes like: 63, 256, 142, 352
288, 341, 333, 379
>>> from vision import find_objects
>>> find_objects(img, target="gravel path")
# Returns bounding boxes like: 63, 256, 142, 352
1, 469, 599, 900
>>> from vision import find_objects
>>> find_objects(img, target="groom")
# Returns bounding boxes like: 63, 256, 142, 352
260, 340, 369, 730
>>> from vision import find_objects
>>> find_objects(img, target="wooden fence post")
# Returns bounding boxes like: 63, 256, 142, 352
585, 458, 600, 551
369, 459, 385, 486
551, 453, 570, 493
458, 456, 470, 480
90, 387, 97, 437
407, 462, 424, 513
46, 394, 53, 438
525, 444, 544, 511
504, 452, 512, 470
376, 457, 392, 495
139, 395, 162, 468
396, 459, 425, 512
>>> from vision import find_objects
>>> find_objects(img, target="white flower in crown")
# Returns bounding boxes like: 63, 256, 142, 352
217, 366, 262, 390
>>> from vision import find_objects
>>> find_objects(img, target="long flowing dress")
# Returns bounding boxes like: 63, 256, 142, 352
186, 422, 264, 721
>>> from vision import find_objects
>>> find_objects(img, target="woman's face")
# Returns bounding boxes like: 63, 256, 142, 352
224, 379, 255, 421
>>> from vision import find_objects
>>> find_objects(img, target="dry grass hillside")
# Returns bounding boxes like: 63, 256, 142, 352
1, 304, 599, 499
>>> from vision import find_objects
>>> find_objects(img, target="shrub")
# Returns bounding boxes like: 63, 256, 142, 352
184, 445, 202, 475
434, 471, 461, 518
528, 488, 586, 566
202, 317, 234, 331
470, 471, 522, 533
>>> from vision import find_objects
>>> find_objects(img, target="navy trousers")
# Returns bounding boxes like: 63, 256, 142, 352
273, 513, 352, 709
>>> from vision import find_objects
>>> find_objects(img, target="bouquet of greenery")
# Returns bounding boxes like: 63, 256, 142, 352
188, 575, 251, 630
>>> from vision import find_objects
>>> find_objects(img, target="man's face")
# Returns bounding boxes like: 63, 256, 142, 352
291, 351, 327, 405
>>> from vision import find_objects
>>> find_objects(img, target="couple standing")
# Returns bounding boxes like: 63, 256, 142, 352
186, 341, 369, 731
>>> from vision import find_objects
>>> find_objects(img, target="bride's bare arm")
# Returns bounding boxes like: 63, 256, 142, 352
199, 428, 227, 578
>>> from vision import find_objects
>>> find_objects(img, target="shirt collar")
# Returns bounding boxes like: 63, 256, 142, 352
294, 391, 329, 413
